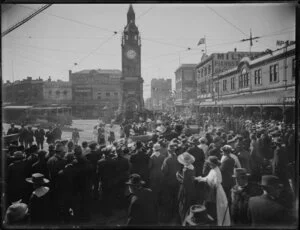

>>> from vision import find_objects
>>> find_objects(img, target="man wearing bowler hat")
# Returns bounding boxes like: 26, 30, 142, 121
247, 175, 292, 226
231, 168, 263, 226
126, 174, 158, 226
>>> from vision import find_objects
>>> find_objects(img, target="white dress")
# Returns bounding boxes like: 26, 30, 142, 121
203, 167, 231, 226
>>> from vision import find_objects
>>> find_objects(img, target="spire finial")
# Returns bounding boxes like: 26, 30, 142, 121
127, 4, 135, 24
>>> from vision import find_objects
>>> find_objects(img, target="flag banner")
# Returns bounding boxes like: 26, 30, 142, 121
276, 40, 285, 46
197, 37, 205, 46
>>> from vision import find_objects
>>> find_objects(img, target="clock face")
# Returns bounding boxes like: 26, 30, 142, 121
126, 49, 136, 59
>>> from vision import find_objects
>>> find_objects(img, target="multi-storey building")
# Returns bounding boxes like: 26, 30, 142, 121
174, 64, 197, 113
42, 77, 72, 105
151, 78, 172, 111
201, 43, 296, 121
196, 50, 263, 104
69, 69, 122, 119
3, 77, 44, 105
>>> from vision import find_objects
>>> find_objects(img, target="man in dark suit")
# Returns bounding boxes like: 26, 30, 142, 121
248, 175, 293, 227
272, 138, 288, 186
34, 125, 45, 150
231, 168, 263, 226
129, 141, 150, 185
126, 174, 158, 226
7, 123, 19, 135
187, 137, 205, 177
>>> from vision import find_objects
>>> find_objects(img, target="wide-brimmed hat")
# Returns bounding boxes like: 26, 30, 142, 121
153, 143, 161, 151
5, 201, 28, 224
261, 175, 283, 189
206, 156, 221, 167
13, 151, 25, 160
26, 173, 49, 185
88, 141, 98, 149
125, 174, 145, 186
185, 204, 214, 226
177, 152, 195, 166
232, 168, 251, 178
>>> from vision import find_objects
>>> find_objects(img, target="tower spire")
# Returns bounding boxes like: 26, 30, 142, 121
127, 4, 135, 24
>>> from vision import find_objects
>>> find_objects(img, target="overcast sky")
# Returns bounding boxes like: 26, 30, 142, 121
2, 3, 295, 99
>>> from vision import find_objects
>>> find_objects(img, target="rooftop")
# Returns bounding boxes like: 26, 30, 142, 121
73, 69, 122, 75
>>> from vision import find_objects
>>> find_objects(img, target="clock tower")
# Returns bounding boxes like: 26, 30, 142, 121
120, 4, 144, 118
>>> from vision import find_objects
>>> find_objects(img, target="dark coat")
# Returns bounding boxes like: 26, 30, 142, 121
272, 146, 288, 185
220, 156, 235, 192
28, 187, 53, 224
178, 167, 196, 223
7, 159, 28, 204
161, 152, 181, 186
97, 157, 117, 189
86, 150, 101, 174
25, 130, 34, 143
34, 129, 45, 142
19, 127, 28, 142
31, 159, 49, 179
52, 127, 62, 140
248, 194, 290, 226
45, 131, 55, 144
127, 188, 158, 226
47, 155, 67, 189
149, 154, 165, 197
187, 146, 205, 177
130, 150, 150, 183
231, 183, 263, 225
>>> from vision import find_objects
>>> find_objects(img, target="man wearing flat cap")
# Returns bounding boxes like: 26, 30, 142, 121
231, 168, 263, 226
247, 175, 292, 226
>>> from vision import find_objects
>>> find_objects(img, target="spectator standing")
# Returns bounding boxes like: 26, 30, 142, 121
72, 128, 80, 145
34, 125, 45, 150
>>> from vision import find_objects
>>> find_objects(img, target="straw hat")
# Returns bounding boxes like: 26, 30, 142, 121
232, 168, 250, 178
26, 173, 49, 185
177, 152, 195, 166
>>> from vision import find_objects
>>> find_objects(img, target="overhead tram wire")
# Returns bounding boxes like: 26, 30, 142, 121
17, 4, 117, 34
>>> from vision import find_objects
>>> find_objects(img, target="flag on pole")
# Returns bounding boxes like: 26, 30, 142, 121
276, 40, 285, 46
197, 37, 206, 46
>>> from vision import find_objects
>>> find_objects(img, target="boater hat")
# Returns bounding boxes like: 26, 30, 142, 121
26, 173, 49, 185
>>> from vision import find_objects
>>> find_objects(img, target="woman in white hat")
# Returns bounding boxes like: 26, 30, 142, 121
148, 143, 165, 204
176, 152, 197, 224
194, 156, 231, 226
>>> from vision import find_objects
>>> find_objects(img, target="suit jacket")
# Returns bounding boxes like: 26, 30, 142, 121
231, 183, 263, 225
187, 146, 205, 177
248, 194, 290, 226
130, 150, 150, 182
127, 188, 158, 226
34, 129, 45, 141
272, 146, 288, 184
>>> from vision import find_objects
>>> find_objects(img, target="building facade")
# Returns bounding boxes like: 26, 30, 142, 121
151, 78, 172, 111
200, 44, 296, 122
120, 4, 144, 118
43, 77, 72, 105
196, 50, 263, 103
174, 64, 197, 113
69, 69, 122, 119
3, 77, 44, 105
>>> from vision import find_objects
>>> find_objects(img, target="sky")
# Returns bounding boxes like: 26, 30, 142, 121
1, 3, 295, 99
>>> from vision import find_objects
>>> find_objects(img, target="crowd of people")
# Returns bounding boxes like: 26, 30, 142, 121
2, 111, 297, 227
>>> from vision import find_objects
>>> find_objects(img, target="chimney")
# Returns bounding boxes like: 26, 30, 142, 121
27, 76, 32, 81
48, 76, 51, 82
234, 48, 237, 52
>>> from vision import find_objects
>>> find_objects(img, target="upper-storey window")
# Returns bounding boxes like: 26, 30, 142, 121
270, 64, 279, 82
254, 69, 262, 85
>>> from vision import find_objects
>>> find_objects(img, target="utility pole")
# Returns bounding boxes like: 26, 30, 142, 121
240, 28, 260, 54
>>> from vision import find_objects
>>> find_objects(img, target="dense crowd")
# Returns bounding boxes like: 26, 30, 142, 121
2, 112, 297, 227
